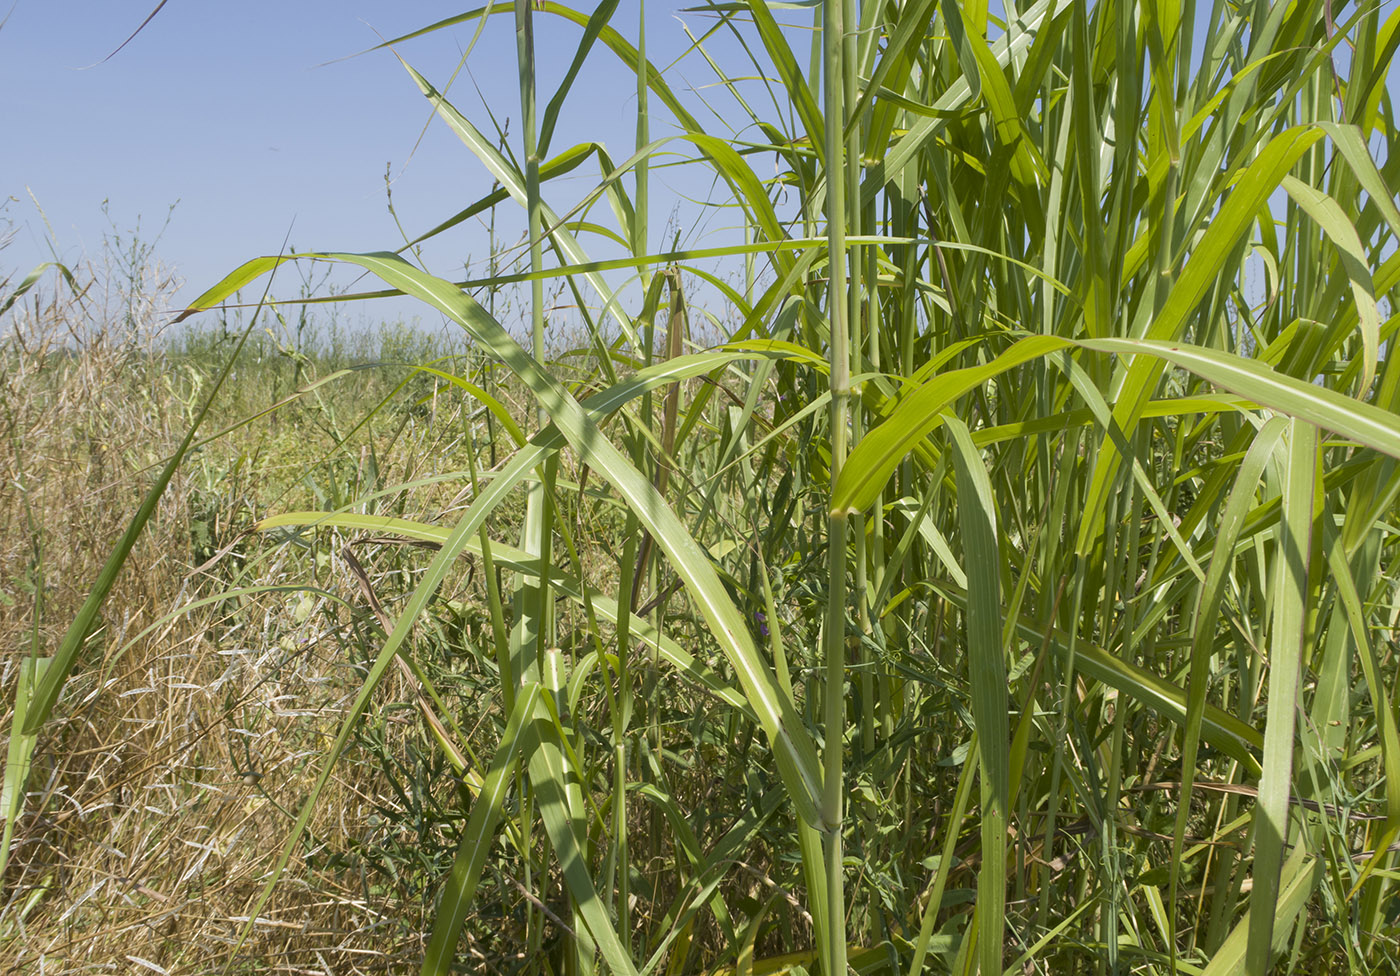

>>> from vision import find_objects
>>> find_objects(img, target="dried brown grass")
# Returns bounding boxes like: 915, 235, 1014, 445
0, 271, 446, 974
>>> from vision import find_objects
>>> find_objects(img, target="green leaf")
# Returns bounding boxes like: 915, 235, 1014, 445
946, 417, 1008, 976
422, 684, 542, 975
837, 334, 1400, 516
1246, 420, 1317, 974
218, 250, 825, 827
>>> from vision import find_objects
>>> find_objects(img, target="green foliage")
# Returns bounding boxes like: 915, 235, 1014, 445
13, 1, 1400, 974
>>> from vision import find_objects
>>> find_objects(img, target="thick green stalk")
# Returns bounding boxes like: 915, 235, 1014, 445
512, 0, 552, 689
515, 4, 567, 973
516, 6, 544, 373
821, 1, 852, 975
848, 12, 875, 774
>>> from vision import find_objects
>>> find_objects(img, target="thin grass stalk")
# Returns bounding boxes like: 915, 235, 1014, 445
468, 419, 516, 715
610, 1, 650, 947
1170, 417, 1287, 971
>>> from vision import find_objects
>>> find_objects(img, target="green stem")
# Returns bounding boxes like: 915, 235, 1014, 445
822, 1, 853, 974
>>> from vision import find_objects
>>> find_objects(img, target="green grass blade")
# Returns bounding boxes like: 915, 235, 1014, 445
1170, 416, 1288, 958
1202, 848, 1322, 976
1078, 338, 1400, 460
1278, 174, 1379, 393
947, 417, 1009, 975
422, 683, 543, 975
931, 579, 1264, 771
527, 702, 639, 976
0, 656, 49, 885
832, 335, 1067, 514
1076, 125, 1329, 554
744, 0, 824, 160
1246, 420, 1317, 973
399, 56, 637, 347
837, 334, 1400, 515
537, 0, 619, 158
0, 260, 77, 318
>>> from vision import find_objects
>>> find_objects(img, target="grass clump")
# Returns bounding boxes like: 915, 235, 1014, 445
7, 2, 1400, 975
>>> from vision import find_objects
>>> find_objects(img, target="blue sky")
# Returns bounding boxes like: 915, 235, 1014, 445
4, 3, 1396, 338
1, 2, 739, 330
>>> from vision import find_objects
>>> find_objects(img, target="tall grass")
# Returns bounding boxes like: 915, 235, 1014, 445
10, 1, 1400, 973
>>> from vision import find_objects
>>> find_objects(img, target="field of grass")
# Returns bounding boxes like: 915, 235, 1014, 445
5, 2, 1400, 975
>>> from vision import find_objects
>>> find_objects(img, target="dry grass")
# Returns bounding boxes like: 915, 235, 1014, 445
0, 272, 470, 973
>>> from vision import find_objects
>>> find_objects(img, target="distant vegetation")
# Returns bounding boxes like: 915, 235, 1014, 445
4, 3, 1400, 975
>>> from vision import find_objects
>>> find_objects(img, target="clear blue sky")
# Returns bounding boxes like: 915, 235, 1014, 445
4, 4, 1394, 337
1, 2, 741, 330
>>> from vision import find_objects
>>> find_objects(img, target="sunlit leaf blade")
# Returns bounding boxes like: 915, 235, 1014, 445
837, 334, 1400, 515
527, 704, 640, 976
1246, 421, 1318, 973
0, 656, 49, 883
946, 417, 1008, 976
1076, 126, 1329, 553
1202, 849, 1322, 976
1171, 417, 1288, 952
